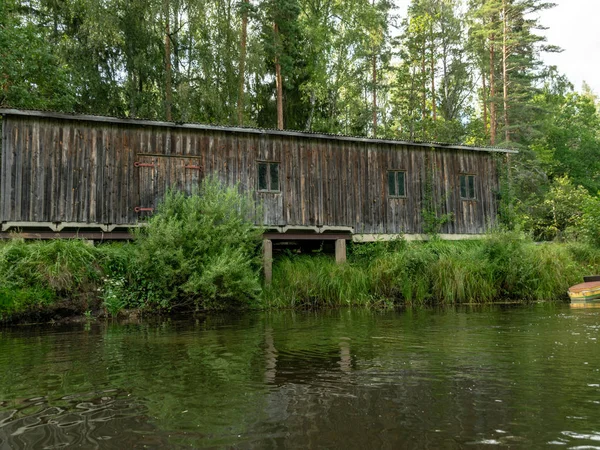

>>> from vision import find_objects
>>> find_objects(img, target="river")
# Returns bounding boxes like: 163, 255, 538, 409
1, 304, 599, 449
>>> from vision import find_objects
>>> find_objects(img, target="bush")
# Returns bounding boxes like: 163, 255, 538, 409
130, 176, 264, 311
519, 176, 594, 241
579, 195, 600, 247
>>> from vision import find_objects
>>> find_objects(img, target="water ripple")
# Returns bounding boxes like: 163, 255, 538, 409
0, 306, 599, 448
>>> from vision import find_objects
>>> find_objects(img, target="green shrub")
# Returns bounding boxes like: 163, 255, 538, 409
131, 176, 264, 311
519, 176, 593, 242
0, 286, 55, 319
579, 195, 600, 247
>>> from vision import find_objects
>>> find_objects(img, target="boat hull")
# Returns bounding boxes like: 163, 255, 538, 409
568, 281, 600, 302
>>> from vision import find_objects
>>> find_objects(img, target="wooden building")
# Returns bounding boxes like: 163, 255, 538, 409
0, 109, 515, 245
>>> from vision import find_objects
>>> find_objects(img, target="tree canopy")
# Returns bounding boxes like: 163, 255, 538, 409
1, 0, 599, 240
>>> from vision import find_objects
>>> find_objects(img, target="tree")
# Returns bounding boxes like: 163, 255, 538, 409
393, 0, 471, 143
237, 0, 250, 125
260, 0, 302, 130
0, 0, 74, 110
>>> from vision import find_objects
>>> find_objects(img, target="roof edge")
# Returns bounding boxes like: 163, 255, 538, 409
0, 108, 518, 154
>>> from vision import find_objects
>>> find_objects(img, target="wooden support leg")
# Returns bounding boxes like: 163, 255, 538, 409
263, 239, 273, 284
335, 239, 347, 264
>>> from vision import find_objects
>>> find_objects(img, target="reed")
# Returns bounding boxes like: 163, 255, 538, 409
262, 256, 380, 309
263, 232, 598, 308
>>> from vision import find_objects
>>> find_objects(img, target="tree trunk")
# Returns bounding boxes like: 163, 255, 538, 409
421, 39, 427, 139
164, 0, 172, 122
482, 69, 488, 137
489, 33, 496, 146
306, 90, 316, 131
372, 53, 377, 138
130, 72, 137, 118
430, 23, 437, 125
409, 66, 416, 141
441, 24, 449, 120
274, 23, 284, 130
502, 0, 510, 142
237, 0, 248, 126
371, 0, 378, 138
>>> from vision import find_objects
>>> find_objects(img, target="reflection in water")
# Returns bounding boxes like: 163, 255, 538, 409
264, 327, 277, 384
338, 338, 351, 373
0, 305, 599, 448
0, 390, 167, 449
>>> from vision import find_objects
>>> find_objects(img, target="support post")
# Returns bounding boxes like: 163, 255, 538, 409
263, 239, 273, 284
335, 239, 347, 264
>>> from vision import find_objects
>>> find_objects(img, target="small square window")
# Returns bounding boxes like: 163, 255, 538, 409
258, 161, 280, 192
460, 174, 476, 200
388, 170, 406, 198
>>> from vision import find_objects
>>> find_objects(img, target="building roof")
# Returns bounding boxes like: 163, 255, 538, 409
0, 108, 518, 154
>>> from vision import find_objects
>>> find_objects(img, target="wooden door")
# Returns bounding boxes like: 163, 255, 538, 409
136, 155, 203, 216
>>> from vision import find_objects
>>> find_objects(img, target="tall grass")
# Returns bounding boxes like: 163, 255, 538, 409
0, 239, 106, 320
262, 232, 600, 309
262, 256, 382, 309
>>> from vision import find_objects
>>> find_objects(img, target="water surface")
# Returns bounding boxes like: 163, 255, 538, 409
1, 304, 599, 449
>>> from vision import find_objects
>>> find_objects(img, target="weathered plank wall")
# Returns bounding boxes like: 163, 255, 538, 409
1, 114, 502, 234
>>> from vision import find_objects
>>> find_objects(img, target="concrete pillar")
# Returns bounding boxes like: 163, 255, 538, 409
263, 239, 273, 284
335, 239, 347, 264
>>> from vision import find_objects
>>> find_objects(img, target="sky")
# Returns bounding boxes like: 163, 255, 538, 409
393, 0, 600, 96
538, 0, 600, 95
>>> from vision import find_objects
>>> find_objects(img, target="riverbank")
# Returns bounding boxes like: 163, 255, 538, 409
1, 233, 599, 324
265, 235, 600, 307
2, 180, 598, 324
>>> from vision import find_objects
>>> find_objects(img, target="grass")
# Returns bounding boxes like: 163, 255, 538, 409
262, 232, 600, 309
1, 230, 600, 323
0, 239, 109, 321
262, 256, 385, 309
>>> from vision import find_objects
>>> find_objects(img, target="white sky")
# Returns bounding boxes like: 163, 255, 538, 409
393, 0, 600, 95
538, 0, 600, 95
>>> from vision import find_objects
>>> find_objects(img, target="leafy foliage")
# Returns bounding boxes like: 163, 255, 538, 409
518, 176, 592, 241
1, 0, 600, 245
130, 176, 265, 310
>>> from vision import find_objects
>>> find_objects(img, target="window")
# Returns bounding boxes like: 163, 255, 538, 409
258, 161, 280, 192
460, 174, 476, 200
388, 170, 406, 198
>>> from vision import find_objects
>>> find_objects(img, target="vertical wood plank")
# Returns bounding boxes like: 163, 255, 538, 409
0, 117, 11, 221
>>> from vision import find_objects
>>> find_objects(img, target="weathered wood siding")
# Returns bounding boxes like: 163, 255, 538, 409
1, 114, 502, 234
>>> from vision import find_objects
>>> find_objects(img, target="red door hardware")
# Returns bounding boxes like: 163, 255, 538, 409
134, 162, 157, 168
134, 207, 155, 213
184, 165, 203, 170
